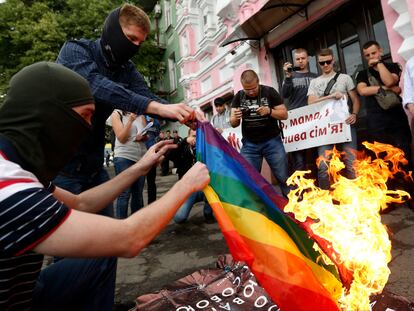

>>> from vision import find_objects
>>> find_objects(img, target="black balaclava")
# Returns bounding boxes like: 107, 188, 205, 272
0, 62, 94, 185
100, 7, 140, 66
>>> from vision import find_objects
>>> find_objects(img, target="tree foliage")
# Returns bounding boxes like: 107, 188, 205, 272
0, 0, 163, 102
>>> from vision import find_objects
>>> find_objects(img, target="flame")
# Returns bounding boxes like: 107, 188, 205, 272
285, 141, 411, 310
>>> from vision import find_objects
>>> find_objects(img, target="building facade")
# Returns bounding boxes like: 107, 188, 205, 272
153, 0, 185, 105
175, 0, 414, 114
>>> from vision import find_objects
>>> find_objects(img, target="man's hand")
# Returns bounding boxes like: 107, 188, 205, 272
185, 107, 207, 130
232, 108, 242, 121
345, 113, 357, 125
137, 140, 177, 174
180, 162, 210, 193
383, 85, 402, 95
331, 91, 344, 100
256, 106, 271, 116
368, 58, 381, 67
148, 102, 194, 123
283, 62, 293, 78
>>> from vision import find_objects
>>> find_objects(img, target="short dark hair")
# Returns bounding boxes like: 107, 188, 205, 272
362, 40, 381, 50
173, 130, 178, 133
241, 70, 259, 84
317, 48, 333, 58
214, 97, 225, 106
119, 3, 151, 35
294, 48, 308, 56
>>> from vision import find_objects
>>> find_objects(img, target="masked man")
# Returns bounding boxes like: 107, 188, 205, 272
0, 62, 209, 310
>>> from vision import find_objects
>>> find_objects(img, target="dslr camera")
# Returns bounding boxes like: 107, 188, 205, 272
240, 106, 251, 117
287, 66, 301, 73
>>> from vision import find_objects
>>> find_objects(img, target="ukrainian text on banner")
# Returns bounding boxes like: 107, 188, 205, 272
281, 98, 352, 153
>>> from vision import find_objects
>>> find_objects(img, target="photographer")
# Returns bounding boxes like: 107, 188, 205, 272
282, 48, 318, 173
230, 70, 290, 197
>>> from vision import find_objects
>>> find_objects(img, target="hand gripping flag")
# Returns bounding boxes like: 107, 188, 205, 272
196, 122, 343, 311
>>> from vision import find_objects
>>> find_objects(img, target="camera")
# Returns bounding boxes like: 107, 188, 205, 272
240, 106, 251, 117
287, 66, 301, 73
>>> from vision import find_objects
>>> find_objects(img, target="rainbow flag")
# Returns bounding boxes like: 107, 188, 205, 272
197, 122, 343, 311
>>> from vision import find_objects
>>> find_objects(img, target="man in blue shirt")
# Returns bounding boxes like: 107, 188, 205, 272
55, 3, 194, 203
48, 3, 196, 308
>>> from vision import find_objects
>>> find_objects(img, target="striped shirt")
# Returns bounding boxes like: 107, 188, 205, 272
0, 147, 70, 310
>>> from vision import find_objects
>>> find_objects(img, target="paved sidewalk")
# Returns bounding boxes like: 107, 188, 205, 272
111, 166, 414, 310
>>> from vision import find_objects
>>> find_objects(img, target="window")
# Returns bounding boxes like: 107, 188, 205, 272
219, 66, 234, 83
370, 4, 390, 56
181, 33, 189, 56
201, 77, 212, 93
168, 54, 177, 91
164, 1, 172, 29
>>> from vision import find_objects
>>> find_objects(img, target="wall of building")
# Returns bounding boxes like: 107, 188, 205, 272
154, 0, 185, 104
382, 0, 414, 65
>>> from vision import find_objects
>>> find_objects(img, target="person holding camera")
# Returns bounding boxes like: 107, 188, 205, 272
282, 48, 318, 173
230, 69, 290, 197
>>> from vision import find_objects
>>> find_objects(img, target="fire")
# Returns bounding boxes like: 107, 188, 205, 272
285, 141, 411, 310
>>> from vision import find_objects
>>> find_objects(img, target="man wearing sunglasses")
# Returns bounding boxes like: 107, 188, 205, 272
307, 48, 360, 190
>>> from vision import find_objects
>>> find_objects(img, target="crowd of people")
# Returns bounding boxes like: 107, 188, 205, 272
1, 2, 414, 311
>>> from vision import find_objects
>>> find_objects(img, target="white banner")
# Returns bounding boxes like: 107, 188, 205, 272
280, 98, 352, 153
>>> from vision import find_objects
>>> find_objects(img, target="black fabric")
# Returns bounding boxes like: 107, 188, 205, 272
100, 7, 140, 67
323, 72, 340, 96
356, 63, 402, 115
0, 62, 93, 185
231, 85, 283, 143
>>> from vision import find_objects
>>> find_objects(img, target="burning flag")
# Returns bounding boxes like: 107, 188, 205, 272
285, 142, 410, 310
197, 122, 342, 311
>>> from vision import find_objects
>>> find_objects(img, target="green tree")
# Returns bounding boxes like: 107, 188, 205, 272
0, 0, 164, 103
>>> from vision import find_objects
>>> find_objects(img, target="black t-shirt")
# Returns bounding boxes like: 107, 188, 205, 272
356, 62, 402, 113
231, 85, 283, 142
356, 62, 407, 131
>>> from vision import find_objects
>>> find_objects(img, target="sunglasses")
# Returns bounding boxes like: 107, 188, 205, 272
318, 59, 333, 66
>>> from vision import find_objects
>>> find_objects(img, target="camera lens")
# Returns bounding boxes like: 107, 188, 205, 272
287, 67, 293, 73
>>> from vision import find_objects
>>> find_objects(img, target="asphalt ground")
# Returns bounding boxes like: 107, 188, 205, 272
109, 164, 414, 310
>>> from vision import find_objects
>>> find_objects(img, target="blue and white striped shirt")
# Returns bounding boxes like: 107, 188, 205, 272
0, 141, 70, 310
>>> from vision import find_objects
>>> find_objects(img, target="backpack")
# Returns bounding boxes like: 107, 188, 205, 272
366, 69, 400, 110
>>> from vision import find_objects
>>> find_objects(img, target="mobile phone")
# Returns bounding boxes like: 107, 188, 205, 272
287, 66, 301, 72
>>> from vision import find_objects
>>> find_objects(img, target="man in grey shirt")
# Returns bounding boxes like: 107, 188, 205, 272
282, 48, 318, 173
307, 48, 360, 190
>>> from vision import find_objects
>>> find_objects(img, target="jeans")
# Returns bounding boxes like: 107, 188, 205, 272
32, 257, 117, 311
317, 126, 357, 190
240, 136, 290, 197
114, 157, 145, 219
173, 191, 213, 223
146, 164, 157, 204
51, 168, 117, 308
289, 149, 307, 172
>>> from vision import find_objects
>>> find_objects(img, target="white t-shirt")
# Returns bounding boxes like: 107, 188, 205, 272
112, 110, 147, 162
307, 72, 355, 97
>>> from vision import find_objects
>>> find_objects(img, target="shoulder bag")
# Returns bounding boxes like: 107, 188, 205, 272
366, 69, 400, 110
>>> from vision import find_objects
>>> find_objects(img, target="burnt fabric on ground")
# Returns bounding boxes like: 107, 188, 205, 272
133, 255, 414, 311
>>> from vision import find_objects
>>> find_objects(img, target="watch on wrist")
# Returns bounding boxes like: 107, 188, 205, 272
377, 86, 386, 96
